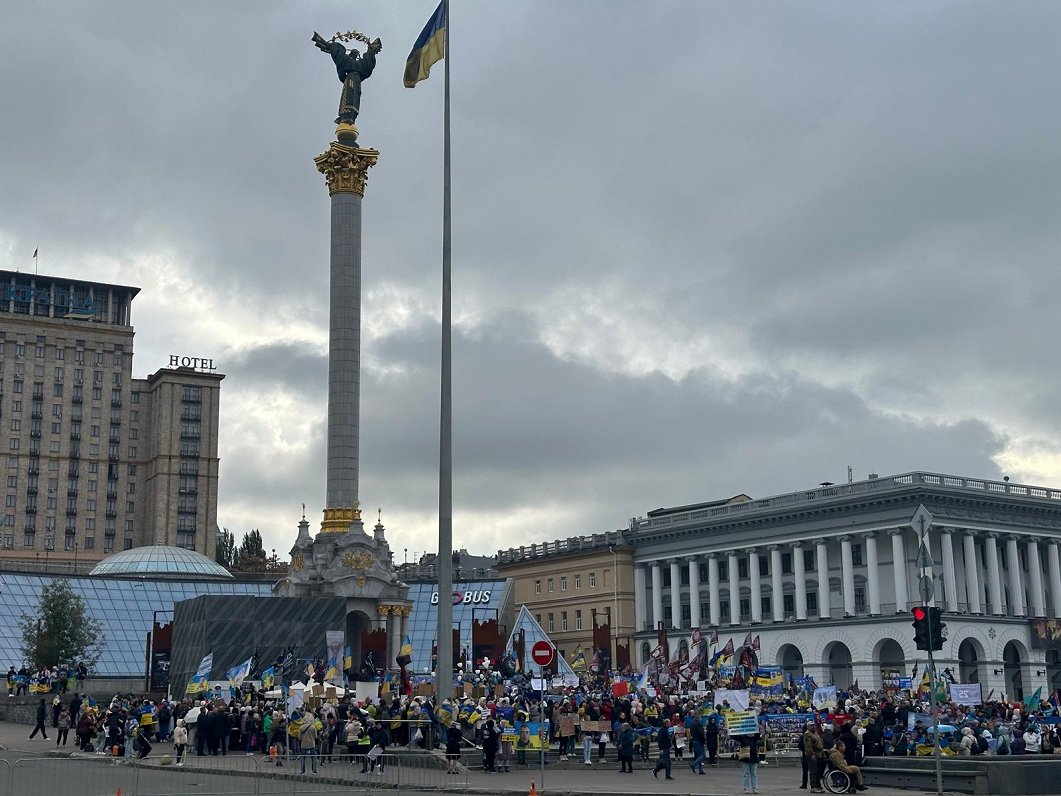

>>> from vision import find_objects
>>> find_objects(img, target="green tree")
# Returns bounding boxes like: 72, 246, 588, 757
234, 529, 267, 571
215, 528, 236, 568
19, 580, 103, 670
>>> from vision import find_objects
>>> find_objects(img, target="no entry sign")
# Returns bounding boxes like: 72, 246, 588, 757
531, 640, 555, 667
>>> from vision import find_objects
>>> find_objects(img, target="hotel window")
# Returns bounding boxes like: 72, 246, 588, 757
547, 578, 554, 592
561, 611, 568, 631
680, 567, 689, 586
759, 555, 769, 576
852, 544, 863, 566
854, 587, 866, 613
547, 613, 554, 632
534, 579, 541, 595
681, 604, 691, 624
804, 550, 815, 571
560, 576, 567, 591
589, 571, 596, 588
575, 610, 582, 630
720, 601, 730, 622
782, 552, 793, 574
807, 593, 818, 612
718, 561, 728, 580
663, 607, 672, 626
738, 559, 748, 578
784, 594, 795, 615
739, 598, 750, 620
574, 574, 581, 589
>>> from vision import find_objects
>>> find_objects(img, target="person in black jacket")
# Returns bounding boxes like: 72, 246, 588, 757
705, 716, 720, 766
29, 698, 49, 740
481, 718, 499, 772
652, 719, 674, 780
840, 724, 861, 768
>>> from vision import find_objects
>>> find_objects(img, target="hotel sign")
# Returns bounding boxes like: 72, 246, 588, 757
168, 355, 217, 372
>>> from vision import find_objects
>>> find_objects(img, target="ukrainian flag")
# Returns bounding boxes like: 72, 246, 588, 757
404, 0, 447, 88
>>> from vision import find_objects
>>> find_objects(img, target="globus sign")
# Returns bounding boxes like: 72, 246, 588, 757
430, 589, 492, 605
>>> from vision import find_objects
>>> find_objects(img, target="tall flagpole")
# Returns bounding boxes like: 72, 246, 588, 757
436, 0, 454, 703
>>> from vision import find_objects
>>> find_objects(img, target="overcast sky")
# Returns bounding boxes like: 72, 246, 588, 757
3, 1, 1059, 561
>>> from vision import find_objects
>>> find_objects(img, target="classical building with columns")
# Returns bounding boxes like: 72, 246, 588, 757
630, 472, 1061, 700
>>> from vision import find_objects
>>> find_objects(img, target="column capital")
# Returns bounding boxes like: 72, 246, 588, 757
745, 547, 759, 554
889, 528, 906, 537
939, 526, 956, 535
768, 544, 781, 552
1026, 536, 1043, 545
962, 528, 978, 537
314, 142, 380, 196
985, 531, 1000, 539
649, 560, 662, 569
706, 551, 719, 560
790, 540, 805, 550
813, 538, 827, 547
838, 535, 852, 543
666, 557, 681, 566
861, 531, 878, 540
687, 554, 701, 563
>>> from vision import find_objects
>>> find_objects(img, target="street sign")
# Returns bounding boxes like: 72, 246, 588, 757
531, 640, 555, 667
919, 574, 935, 604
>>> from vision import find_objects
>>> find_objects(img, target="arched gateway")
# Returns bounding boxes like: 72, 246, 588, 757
276, 511, 411, 676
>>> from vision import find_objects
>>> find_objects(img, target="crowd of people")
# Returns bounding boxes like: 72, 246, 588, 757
7, 663, 88, 697
11, 662, 1061, 793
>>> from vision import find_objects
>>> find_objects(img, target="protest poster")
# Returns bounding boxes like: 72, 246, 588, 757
502, 721, 550, 750
949, 683, 982, 706
559, 716, 576, 736
764, 713, 816, 733
714, 688, 751, 710
812, 686, 837, 710
725, 709, 759, 736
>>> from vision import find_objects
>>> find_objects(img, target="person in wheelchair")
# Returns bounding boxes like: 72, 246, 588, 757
828, 741, 867, 792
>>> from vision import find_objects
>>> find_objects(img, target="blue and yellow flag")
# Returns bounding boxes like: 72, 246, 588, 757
404, 0, 447, 88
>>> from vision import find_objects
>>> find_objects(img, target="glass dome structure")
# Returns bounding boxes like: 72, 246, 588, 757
89, 544, 233, 579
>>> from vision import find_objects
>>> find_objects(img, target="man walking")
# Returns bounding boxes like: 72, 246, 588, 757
652, 719, 674, 780
29, 698, 48, 740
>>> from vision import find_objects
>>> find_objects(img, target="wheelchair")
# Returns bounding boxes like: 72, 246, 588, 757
822, 759, 852, 794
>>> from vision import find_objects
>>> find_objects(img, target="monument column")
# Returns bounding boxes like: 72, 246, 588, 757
314, 142, 380, 534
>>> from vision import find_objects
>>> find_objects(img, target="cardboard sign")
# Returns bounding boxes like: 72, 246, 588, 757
559, 716, 576, 737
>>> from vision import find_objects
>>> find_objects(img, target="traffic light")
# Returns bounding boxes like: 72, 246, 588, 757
912, 605, 947, 651
912, 606, 930, 650
928, 606, 947, 651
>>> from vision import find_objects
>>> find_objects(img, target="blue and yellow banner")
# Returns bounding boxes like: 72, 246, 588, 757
404, 0, 447, 88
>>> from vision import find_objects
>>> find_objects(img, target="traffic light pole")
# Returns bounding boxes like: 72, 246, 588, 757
916, 510, 943, 796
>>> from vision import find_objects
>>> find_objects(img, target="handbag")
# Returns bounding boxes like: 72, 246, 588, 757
738, 746, 751, 761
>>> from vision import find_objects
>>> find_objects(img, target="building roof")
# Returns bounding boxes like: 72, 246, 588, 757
88, 545, 233, 579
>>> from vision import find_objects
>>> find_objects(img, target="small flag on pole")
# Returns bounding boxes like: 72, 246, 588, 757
32, 248, 38, 259
404, 0, 447, 87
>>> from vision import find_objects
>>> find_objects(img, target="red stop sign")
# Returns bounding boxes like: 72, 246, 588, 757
531, 641, 555, 667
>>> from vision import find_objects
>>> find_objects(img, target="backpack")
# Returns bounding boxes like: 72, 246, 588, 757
974, 735, 988, 755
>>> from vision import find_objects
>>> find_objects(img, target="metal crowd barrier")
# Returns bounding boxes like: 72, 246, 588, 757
2, 750, 468, 795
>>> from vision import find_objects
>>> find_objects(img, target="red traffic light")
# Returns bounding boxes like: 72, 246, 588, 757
912, 606, 928, 621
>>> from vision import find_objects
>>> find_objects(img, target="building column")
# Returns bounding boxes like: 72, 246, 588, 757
865, 533, 881, 615
940, 529, 959, 612
793, 543, 807, 620
1028, 538, 1047, 618
891, 530, 909, 612
389, 608, 403, 667
840, 536, 856, 616
1048, 541, 1061, 619
650, 562, 663, 629
748, 549, 762, 623
963, 531, 982, 614
1006, 536, 1025, 617
728, 552, 740, 625
984, 533, 1003, 616
669, 559, 682, 628
770, 545, 783, 622
688, 557, 702, 630
815, 539, 830, 619
708, 554, 721, 627
377, 604, 390, 632
634, 564, 648, 633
